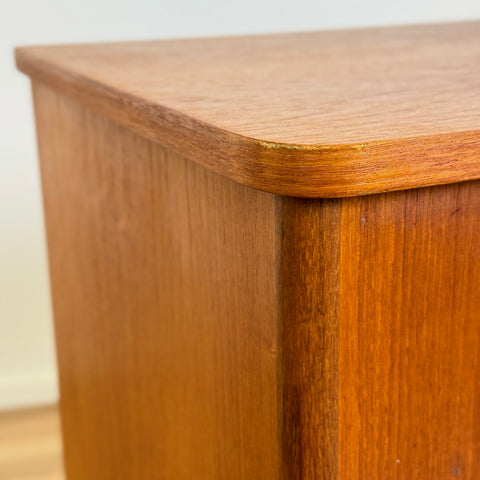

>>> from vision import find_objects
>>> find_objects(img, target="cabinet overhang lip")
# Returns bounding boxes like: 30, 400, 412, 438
15, 46, 480, 199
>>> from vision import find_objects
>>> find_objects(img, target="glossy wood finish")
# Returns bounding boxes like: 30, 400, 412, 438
16, 21, 480, 197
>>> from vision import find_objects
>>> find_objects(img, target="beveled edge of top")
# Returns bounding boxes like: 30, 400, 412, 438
15, 42, 480, 198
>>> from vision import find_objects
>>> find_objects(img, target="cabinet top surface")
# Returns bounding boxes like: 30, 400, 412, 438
16, 21, 480, 197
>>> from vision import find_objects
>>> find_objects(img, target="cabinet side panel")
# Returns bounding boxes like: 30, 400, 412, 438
339, 183, 480, 479
32, 82, 279, 480
277, 198, 341, 480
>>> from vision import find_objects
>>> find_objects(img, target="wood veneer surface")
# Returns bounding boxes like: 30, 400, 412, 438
17, 21, 480, 197
275, 182, 480, 479
338, 183, 480, 479
31, 82, 480, 479
33, 82, 278, 479
277, 197, 340, 479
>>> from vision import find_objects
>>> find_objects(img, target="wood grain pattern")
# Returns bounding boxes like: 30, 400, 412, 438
338, 183, 480, 479
31, 82, 480, 479
16, 21, 480, 197
277, 197, 340, 479
33, 82, 278, 479
276, 182, 480, 479
0, 405, 64, 480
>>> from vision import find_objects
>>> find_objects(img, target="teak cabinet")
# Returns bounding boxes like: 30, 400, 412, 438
16, 21, 480, 479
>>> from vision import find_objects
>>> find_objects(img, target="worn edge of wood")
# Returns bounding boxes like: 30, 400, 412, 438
276, 197, 341, 478
16, 47, 480, 198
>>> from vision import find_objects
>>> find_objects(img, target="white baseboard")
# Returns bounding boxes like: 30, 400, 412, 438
0, 371, 58, 410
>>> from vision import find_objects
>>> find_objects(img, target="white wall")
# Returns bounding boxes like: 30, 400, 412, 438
1, 0, 480, 410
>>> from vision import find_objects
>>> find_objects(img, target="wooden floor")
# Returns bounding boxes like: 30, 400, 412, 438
0, 405, 64, 480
